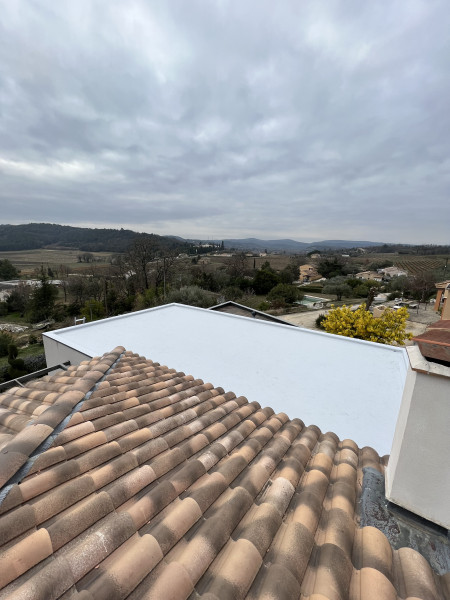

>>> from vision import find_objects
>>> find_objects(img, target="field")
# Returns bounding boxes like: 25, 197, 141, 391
350, 253, 448, 276
0, 249, 113, 276
393, 257, 447, 275
201, 254, 295, 271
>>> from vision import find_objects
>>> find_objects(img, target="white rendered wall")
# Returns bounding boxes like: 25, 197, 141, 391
43, 304, 409, 454
386, 350, 450, 528
43, 337, 91, 368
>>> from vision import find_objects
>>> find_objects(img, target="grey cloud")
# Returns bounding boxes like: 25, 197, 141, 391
0, 0, 449, 243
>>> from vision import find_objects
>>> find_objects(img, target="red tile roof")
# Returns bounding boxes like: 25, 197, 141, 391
0, 348, 448, 600
413, 320, 450, 363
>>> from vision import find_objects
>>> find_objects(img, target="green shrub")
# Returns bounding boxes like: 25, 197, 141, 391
81, 299, 106, 321
165, 286, 215, 308
257, 301, 270, 311
7, 344, 18, 360
0, 332, 14, 357
315, 313, 327, 330
267, 283, 302, 305
8, 357, 27, 379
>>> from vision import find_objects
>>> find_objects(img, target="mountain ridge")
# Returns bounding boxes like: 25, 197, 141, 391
0, 223, 383, 253
216, 238, 383, 252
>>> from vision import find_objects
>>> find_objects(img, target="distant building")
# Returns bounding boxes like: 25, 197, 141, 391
378, 266, 408, 278
434, 280, 450, 320
298, 263, 321, 283
355, 270, 383, 282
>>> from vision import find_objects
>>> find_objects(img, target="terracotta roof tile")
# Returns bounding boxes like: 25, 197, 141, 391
0, 527, 53, 588
46, 491, 114, 551
77, 532, 163, 600
0, 348, 447, 600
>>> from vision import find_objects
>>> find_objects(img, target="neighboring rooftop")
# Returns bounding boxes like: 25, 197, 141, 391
209, 300, 296, 326
0, 348, 448, 599
413, 320, 450, 365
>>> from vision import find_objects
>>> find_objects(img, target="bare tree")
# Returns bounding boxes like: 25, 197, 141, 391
154, 254, 177, 299
125, 236, 158, 290
227, 252, 248, 279
409, 272, 437, 303
68, 276, 89, 305
57, 264, 70, 302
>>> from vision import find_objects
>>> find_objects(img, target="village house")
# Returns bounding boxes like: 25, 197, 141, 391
355, 271, 383, 282
298, 263, 321, 283
378, 266, 408, 279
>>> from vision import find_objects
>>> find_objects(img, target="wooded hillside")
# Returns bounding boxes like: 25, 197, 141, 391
0, 223, 189, 253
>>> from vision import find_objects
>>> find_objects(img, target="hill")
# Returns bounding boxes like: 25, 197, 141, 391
0, 223, 189, 253
0, 224, 387, 254
220, 238, 383, 252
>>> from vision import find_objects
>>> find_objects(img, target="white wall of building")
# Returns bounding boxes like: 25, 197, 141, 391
43, 337, 91, 368
44, 304, 409, 454
386, 348, 450, 528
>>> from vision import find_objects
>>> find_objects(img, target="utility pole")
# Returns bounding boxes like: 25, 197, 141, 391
163, 256, 166, 301
104, 279, 108, 315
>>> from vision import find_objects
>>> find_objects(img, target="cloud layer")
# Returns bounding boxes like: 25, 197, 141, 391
1, 1, 449, 243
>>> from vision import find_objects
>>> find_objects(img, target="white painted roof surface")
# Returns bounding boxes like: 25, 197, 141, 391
44, 303, 409, 454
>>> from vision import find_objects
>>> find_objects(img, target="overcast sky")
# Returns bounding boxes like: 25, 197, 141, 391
1, 1, 449, 244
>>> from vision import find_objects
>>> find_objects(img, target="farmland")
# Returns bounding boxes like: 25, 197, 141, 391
349, 252, 448, 276
204, 254, 294, 271
0, 249, 113, 277
393, 256, 447, 275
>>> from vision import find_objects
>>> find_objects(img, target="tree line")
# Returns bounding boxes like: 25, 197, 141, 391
0, 223, 195, 253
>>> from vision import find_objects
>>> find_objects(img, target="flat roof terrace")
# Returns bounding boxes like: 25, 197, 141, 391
44, 303, 409, 454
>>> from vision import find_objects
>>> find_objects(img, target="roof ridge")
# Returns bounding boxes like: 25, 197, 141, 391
0, 346, 125, 497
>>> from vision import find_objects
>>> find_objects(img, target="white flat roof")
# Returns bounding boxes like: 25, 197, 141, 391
44, 303, 409, 454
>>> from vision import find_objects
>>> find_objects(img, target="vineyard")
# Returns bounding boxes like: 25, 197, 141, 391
393, 257, 447, 275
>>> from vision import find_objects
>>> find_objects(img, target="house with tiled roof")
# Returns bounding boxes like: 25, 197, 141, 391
299, 264, 321, 282
355, 271, 383, 282
0, 345, 449, 599
0, 305, 448, 599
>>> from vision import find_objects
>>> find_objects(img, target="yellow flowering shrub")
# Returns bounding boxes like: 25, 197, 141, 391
322, 304, 412, 346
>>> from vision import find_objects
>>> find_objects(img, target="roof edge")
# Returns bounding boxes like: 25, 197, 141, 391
0, 346, 125, 496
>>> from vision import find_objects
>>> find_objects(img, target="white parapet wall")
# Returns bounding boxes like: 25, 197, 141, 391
43, 303, 409, 454
386, 347, 450, 528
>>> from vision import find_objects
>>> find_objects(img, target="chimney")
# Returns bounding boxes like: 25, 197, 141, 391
385, 346, 450, 529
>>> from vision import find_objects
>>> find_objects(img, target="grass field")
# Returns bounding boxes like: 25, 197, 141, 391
0, 249, 113, 276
